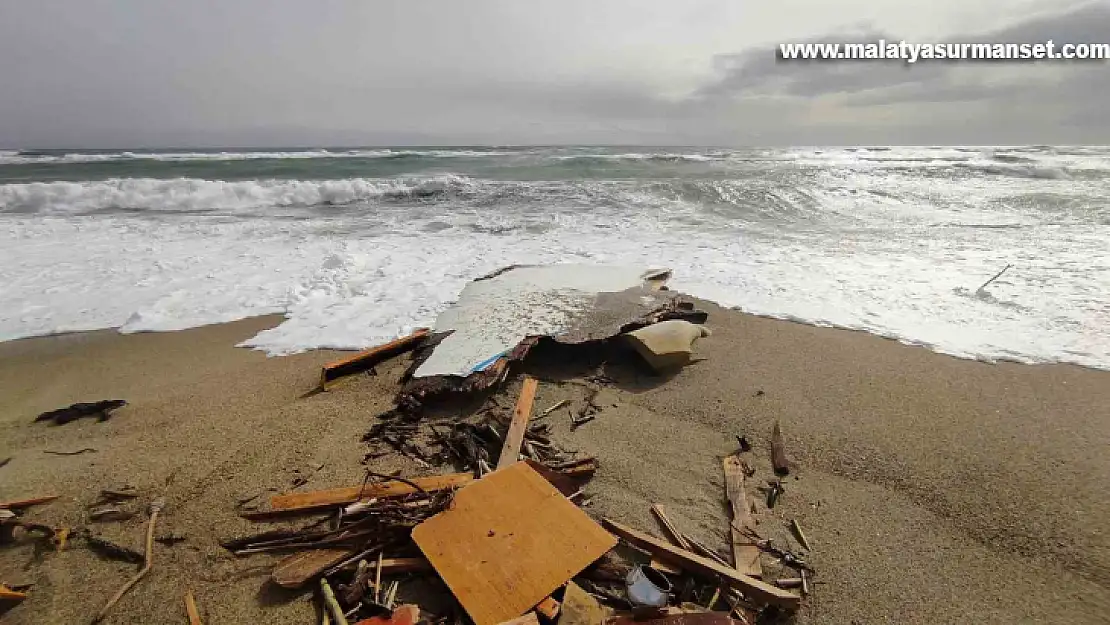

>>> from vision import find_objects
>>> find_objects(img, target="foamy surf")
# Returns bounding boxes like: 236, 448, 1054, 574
0, 146, 1107, 370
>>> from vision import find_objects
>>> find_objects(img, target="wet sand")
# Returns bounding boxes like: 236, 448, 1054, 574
1, 305, 1108, 624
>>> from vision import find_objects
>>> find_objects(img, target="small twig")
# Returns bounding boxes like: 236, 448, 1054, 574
374, 552, 383, 603
92, 498, 165, 623
790, 519, 812, 552
44, 448, 97, 456
0, 457, 11, 469
976, 263, 1012, 293
539, 400, 570, 418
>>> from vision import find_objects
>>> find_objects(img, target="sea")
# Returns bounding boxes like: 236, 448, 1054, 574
0, 146, 1107, 369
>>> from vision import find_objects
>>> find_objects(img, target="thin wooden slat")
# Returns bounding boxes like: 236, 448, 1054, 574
272, 548, 356, 589
649, 504, 692, 550
722, 456, 762, 578
184, 590, 203, 625
601, 518, 799, 610
497, 377, 539, 470
412, 463, 617, 625
265, 473, 473, 516
320, 329, 430, 389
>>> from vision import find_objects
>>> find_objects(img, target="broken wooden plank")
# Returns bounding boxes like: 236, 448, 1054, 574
552, 458, 598, 480
770, 421, 789, 476
319, 329, 429, 390
272, 548, 356, 588
259, 473, 473, 516
649, 504, 692, 550
535, 596, 561, 620
412, 462, 617, 625
0, 584, 28, 615
524, 460, 578, 497
497, 377, 539, 470
722, 456, 762, 578
601, 519, 800, 610
0, 495, 59, 510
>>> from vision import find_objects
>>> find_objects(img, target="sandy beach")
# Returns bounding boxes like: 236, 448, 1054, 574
1, 303, 1109, 625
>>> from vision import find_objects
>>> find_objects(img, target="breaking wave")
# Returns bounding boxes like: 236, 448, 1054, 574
0, 175, 479, 214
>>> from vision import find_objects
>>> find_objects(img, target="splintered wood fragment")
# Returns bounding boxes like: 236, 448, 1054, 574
0, 495, 59, 510
601, 519, 800, 610
185, 590, 203, 625
552, 458, 598, 480
560, 581, 613, 625
649, 504, 692, 550
262, 473, 473, 516
319, 329, 429, 390
535, 596, 561, 620
723, 456, 763, 578
524, 460, 579, 497
497, 377, 539, 470
770, 421, 789, 476
790, 519, 811, 552
650, 558, 683, 575
272, 548, 356, 588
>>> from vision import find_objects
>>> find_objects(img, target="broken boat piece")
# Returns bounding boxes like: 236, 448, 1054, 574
623, 320, 710, 373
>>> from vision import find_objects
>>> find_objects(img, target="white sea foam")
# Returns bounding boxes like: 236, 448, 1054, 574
1, 147, 1108, 370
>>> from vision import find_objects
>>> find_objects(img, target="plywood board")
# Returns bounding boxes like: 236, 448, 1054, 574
412, 463, 617, 625
722, 456, 762, 578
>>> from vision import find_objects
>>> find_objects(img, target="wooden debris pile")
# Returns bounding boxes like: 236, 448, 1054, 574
222, 361, 814, 625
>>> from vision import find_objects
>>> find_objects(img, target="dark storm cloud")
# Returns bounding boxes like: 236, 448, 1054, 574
697, 2, 1110, 114
0, 0, 1104, 146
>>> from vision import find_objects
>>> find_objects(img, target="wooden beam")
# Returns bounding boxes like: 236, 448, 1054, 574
601, 519, 800, 610
497, 377, 538, 470
770, 421, 789, 476
319, 329, 429, 390
260, 473, 473, 516
722, 456, 762, 578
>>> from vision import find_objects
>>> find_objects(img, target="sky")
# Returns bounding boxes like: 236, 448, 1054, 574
0, 0, 1106, 147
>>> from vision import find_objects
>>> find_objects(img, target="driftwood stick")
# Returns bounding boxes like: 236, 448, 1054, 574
770, 421, 789, 476
976, 264, 1012, 293
92, 498, 165, 623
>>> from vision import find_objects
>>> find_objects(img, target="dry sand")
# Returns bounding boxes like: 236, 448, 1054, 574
1, 304, 1108, 624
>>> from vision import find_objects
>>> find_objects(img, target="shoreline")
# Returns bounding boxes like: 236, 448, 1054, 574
1, 304, 1108, 624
